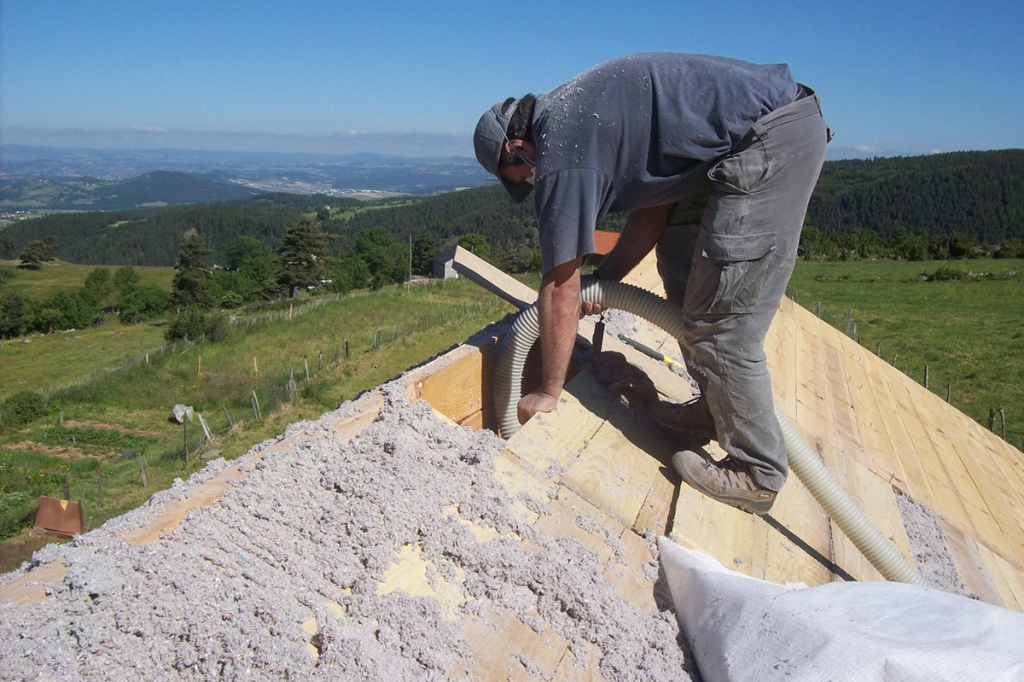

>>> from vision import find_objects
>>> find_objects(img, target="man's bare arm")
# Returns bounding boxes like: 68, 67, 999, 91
595, 204, 675, 282
517, 257, 583, 424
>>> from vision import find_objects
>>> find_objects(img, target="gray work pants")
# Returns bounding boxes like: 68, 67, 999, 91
656, 90, 829, 491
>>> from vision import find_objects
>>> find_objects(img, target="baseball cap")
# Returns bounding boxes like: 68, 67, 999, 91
474, 99, 535, 204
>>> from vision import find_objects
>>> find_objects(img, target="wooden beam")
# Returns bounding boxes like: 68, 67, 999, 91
452, 245, 537, 311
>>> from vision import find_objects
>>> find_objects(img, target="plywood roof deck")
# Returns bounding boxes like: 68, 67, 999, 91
437, 249, 1024, 609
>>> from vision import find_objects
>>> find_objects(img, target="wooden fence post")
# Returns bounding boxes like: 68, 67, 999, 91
946, 383, 952, 402
222, 405, 233, 428
140, 456, 148, 488
304, 357, 310, 381
251, 391, 262, 421
923, 365, 929, 389
999, 409, 1006, 439
988, 408, 996, 431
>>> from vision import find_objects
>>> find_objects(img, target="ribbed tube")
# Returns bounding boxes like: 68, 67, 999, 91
494, 279, 926, 585
775, 407, 927, 585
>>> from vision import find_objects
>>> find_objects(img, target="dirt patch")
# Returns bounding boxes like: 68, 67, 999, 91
0, 530, 68, 574
63, 419, 164, 438
0, 381, 692, 680
4, 440, 87, 460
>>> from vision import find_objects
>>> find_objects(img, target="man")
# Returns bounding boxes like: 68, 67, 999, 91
474, 53, 829, 515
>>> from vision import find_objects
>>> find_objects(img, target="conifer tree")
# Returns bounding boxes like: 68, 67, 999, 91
279, 218, 329, 293
170, 230, 213, 309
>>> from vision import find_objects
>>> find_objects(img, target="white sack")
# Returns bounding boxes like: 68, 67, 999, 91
658, 536, 1024, 682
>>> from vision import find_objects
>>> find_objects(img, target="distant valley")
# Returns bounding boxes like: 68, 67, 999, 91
0, 145, 494, 210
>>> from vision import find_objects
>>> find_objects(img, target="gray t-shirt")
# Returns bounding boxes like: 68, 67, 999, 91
532, 53, 799, 272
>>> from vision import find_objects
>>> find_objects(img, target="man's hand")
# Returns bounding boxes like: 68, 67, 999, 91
517, 390, 558, 425
579, 274, 602, 318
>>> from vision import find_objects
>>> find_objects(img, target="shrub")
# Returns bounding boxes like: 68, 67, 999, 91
0, 390, 46, 430
220, 291, 245, 309
165, 308, 228, 343
925, 266, 966, 281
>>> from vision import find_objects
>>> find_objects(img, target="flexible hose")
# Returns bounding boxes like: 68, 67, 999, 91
495, 279, 926, 586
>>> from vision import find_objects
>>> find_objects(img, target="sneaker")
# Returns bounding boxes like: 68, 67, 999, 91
650, 397, 717, 444
672, 450, 776, 515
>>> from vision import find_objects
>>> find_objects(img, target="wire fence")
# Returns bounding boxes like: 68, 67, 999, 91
798, 296, 1022, 452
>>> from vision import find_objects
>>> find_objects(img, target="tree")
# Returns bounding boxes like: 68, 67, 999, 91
120, 285, 170, 324
222, 236, 280, 301
279, 218, 330, 293
1, 237, 15, 260
113, 265, 141, 297
170, 231, 214, 309
411, 232, 438, 276
19, 237, 57, 268
82, 267, 114, 309
355, 226, 406, 287
0, 291, 28, 339
458, 233, 491, 260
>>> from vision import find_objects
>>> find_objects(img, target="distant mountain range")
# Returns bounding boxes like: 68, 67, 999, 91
0, 145, 494, 198
0, 171, 259, 210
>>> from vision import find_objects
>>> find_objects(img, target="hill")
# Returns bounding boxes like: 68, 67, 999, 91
807, 149, 1024, 242
0, 194, 356, 266
2, 150, 1020, 267
0, 171, 259, 210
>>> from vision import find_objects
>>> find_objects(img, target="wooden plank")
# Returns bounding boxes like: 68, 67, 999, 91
0, 560, 69, 606
794, 318, 835, 432
620, 250, 664, 295
857, 345, 940, 512
758, 455, 838, 587
633, 460, 678, 538
561, 420, 661, 530
670, 442, 766, 580
459, 606, 576, 681
414, 335, 498, 429
837, 342, 905, 487
937, 517, 1005, 607
823, 447, 917, 582
452, 245, 538, 311
765, 296, 799, 419
885, 373, 998, 553
821, 335, 870, 470
507, 370, 609, 476
976, 542, 1024, 612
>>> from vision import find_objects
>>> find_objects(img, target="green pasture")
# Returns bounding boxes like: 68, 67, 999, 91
0, 316, 166, 401
787, 258, 1024, 448
0, 279, 515, 566
0, 260, 173, 299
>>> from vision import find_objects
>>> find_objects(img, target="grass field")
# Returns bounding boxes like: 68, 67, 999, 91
787, 257, 1024, 448
0, 260, 173, 299
0, 279, 515, 570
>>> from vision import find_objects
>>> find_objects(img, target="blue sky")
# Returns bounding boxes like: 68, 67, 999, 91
1, 0, 1021, 158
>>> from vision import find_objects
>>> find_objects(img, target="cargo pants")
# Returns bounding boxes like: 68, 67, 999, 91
656, 88, 829, 491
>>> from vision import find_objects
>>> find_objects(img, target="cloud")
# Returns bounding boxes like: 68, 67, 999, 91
853, 145, 883, 155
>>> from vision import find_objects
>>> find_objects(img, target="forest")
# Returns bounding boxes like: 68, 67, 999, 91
3, 149, 1021, 268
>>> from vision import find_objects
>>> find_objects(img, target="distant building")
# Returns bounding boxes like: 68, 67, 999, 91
433, 248, 458, 279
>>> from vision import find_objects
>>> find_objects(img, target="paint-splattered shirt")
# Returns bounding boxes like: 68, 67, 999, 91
532, 53, 799, 273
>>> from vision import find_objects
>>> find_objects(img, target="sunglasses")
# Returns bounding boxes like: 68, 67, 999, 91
490, 108, 536, 169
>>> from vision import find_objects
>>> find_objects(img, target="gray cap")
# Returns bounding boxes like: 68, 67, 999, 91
474, 99, 534, 204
